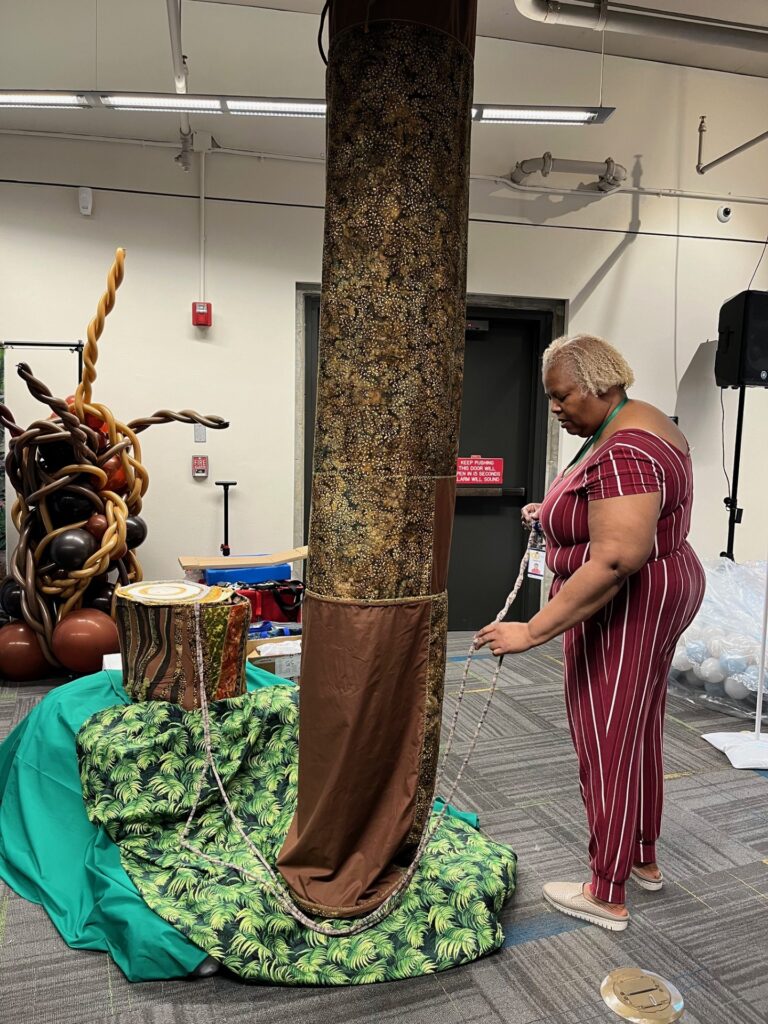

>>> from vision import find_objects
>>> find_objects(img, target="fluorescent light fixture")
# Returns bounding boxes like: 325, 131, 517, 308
0, 92, 614, 126
226, 99, 326, 117
100, 94, 222, 113
474, 105, 613, 125
482, 108, 595, 123
0, 92, 87, 109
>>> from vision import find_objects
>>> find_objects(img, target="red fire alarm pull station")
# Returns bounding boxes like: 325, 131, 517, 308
192, 456, 209, 479
192, 301, 212, 327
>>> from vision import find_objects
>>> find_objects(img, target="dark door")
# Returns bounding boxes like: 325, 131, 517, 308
303, 297, 552, 628
448, 309, 550, 629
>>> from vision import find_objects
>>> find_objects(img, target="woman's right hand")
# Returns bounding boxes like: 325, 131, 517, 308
521, 502, 542, 527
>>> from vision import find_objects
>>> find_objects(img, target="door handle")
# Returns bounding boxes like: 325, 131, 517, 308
456, 486, 526, 498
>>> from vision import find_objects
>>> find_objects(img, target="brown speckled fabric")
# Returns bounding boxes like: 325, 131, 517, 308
278, 2, 475, 917
330, 0, 477, 56
309, 473, 444, 599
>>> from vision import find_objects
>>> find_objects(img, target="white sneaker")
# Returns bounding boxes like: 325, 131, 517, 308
542, 881, 630, 932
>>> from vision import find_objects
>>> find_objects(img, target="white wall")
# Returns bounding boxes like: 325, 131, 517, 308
1, 13, 768, 574
0, 178, 323, 576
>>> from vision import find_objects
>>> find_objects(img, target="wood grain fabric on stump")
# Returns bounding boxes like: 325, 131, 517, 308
115, 593, 251, 711
277, 0, 477, 917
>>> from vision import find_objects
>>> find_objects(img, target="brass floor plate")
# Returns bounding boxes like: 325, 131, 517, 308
601, 968, 684, 1022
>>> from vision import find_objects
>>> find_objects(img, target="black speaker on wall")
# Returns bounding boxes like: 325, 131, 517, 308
715, 290, 768, 387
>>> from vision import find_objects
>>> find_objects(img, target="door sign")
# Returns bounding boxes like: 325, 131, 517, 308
456, 456, 504, 486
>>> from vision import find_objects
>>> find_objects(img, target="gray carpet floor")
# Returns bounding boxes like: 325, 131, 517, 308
1, 634, 767, 1024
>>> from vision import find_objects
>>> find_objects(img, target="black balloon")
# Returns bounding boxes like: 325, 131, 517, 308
0, 578, 23, 620
50, 529, 97, 571
37, 440, 76, 473
31, 517, 49, 542
125, 515, 148, 549
48, 490, 97, 526
84, 581, 116, 615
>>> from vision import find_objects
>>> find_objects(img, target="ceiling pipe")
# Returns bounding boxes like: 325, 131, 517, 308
166, 0, 188, 94
0, 128, 327, 163
473, 173, 768, 209
514, 0, 768, 53
697, 115, 768, 176
165, 0, 192, 169
199, 147, 207, 302
3, 128, 767, 209
510, 151, 626, 191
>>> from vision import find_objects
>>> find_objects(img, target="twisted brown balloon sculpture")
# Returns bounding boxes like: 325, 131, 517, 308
1, 248, 228, 668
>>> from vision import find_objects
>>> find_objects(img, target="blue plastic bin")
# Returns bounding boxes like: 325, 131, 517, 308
203, 562, 291, 586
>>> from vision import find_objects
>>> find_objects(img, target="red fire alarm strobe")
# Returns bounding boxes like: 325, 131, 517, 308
192, 301, 213, 327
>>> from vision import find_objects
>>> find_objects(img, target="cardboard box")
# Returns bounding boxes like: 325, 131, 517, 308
247, 636, 302, 682
178, 546, 307, 572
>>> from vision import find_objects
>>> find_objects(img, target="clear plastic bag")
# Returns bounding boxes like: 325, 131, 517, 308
668, 557, 767, 721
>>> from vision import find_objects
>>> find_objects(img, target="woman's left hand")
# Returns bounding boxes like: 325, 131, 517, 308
474, 621, 535, 657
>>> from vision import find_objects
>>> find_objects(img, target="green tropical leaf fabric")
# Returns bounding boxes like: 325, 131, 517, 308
77, 686, 516, 985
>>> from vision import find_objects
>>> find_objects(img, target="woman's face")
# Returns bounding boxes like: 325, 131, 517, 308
543, 361, 609, 438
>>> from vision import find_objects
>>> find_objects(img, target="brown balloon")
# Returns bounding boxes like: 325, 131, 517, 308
51, 609, 120, 675
0, 622, 51, 681
84, 514, 109, 541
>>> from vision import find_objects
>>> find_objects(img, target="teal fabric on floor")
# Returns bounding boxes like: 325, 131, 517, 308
0, 663, 282, 981
433, 798, 479, 831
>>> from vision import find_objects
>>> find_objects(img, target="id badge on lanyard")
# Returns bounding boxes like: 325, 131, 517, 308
527, 522, 546, 580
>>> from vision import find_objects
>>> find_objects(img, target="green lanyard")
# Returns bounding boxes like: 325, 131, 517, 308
565, 396, 628, 471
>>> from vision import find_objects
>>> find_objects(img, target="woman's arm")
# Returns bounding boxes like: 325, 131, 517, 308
475, 491, 661, 656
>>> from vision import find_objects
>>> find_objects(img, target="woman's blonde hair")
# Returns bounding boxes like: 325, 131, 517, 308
542, 333, 635, 395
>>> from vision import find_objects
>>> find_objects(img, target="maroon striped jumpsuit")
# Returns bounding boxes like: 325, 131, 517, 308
539, 429, 705, 904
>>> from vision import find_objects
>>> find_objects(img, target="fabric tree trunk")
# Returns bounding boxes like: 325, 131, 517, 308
277, 0, 477, 918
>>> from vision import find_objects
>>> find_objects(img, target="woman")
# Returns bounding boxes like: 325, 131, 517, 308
475, 334, 705, 932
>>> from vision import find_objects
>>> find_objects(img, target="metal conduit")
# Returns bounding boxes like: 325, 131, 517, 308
510, 152, 627, 191
514, 0, 768, 53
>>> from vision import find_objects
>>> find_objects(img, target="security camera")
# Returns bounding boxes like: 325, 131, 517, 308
717, 205, 733, 223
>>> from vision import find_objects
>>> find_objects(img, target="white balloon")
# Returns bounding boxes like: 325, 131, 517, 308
708, 637, 725, 659
687, 667, 705, 687
700, 658, 726, 684
724, 676, 751, 701
672, 652, 693, 672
